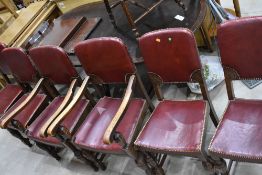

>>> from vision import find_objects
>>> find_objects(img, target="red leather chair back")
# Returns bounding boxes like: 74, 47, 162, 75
139, 28, 201, 82
74, 37, 135, 83
217, 17, 262, 79
29, 46, 78, 85
1, 47, 37, 83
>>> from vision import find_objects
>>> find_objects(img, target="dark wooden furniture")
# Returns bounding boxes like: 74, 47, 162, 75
49, 0, 213, 60
25, 16, 102, 54
0, 46, 94, 161
209, 17, 262, 175
42, 37, 155, 172
103, 0, 186, 37
134, 28, 226, 174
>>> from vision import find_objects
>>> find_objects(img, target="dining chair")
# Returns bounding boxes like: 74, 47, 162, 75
209, 17, 262, 175
135, 28, 226, 174
43, 37, 155, 172
0, 47, 48, 148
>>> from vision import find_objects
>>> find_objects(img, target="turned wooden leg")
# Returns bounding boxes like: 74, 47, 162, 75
174, 0, 187, 11
200, 25, 213, 52
103, 0, 117, 27
120, 0, 140, 37
233, 0, 241, 17
7, 128, 33, 148
35, 142, 61, 161
64, 141, 99, 171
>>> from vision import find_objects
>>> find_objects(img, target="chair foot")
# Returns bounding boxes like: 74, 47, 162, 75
7, 128, 33, 148
35, 142, 62, 161
202, 157, 227, 174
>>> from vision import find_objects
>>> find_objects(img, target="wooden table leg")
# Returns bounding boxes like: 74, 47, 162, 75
120, 0, 140, 37
233, 0, 241, 17
200, 25, 213, 52
103, 0, 117, 27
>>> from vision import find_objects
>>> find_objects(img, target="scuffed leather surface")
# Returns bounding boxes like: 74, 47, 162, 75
27, 97, 89, 145
209, 99, 262, 161
0, 85, 23, 114
135, 100, 206, 153
0, 94, 47, 128
73, 97, 145, 153
1, 48, 37, 83
139, 28, 201, 82
217, 17, 262, 79
74, 37, 135, 83
60, 98, 89, 133
29, 46, 78, 84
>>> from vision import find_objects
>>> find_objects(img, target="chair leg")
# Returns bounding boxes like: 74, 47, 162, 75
7, 128, 33, 148
64, 141, 99, 171
35, 142, 61, 161
202, 156, 227, 174
82, 150, 107, 170
120, 0, 140, 37
174, 0, 187, 11
103, 0, 117, 27
200, 25, 213, 52
135, 151, 165, 175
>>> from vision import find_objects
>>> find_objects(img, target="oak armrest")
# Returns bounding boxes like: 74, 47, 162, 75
103, 75, 135, 144
0, 78, 45, 129
39, 78, 78, 137
47, 76, 90, 136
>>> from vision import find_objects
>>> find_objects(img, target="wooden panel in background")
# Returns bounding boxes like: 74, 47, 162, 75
0, 0, 48, 46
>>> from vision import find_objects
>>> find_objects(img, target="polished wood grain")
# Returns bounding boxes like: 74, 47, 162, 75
103, 74, 135, 144
39, 78, 78, 137
47, 76, 90, 136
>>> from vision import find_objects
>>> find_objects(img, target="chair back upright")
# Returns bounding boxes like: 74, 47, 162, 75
139, 28, 219, 126
74, 37, 135, 84
217, 17, 262, 100
1, 47, 38, 91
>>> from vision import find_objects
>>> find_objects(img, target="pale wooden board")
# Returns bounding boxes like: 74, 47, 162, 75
12, 3, 57, 47
0, 0, 48, 46
55, 0, 102, 14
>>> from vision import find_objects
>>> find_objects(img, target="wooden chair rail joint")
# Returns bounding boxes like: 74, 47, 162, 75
39, 78, 78, 137
46, 76, 90, 137
0, 78, 45, 129
103, 74, 136, 145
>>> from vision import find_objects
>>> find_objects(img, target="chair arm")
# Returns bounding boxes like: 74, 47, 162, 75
47, 76, 90, 136
103, 75, 135, 144
39, 78, 78, 137
0, 78, 45, 129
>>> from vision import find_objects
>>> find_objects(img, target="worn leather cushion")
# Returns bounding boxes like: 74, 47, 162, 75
27, 97, 89, 145
0, 85, 23, 115
0, 93, 47, 129
209, 99, 262, 162
135, 100, 207, 155
74, 96, 146, 153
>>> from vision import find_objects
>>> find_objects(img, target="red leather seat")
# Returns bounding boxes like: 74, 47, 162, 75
0, 93, 47, 128
74, 96, 146, 153
135, 100, 207, 155
0, 85, 23, 115
209, 99, 262, 162
27, 97, 89, 146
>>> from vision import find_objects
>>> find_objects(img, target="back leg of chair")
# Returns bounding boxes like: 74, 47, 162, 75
7, 128, 33, 147
174, 0, 187, 11
35, 141, 61, 161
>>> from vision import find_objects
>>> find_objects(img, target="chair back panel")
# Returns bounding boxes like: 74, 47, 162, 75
139, 28, 201, 82
29, 46, 78, 84
0, 43, 10, 74
1, 48, 37, 83
74, 37, 135, 83
217, 17, 262, 79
